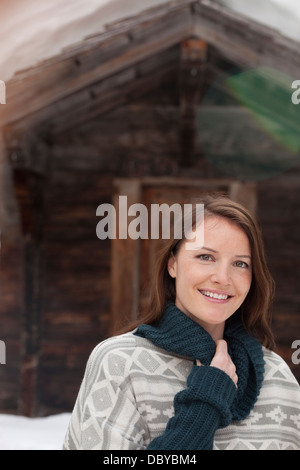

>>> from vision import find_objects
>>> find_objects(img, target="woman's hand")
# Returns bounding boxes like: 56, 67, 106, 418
196, 339, 238, 388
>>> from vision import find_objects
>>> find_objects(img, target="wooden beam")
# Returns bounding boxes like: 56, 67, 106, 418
20, 236, 43, 416
1, 2, 193, 128
179, 39, 208, 166
110, 179, 142, 333
12, 157, 50, 416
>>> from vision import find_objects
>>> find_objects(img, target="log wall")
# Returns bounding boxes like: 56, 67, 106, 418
1, 0, 300, 411
1, 84, 300, 415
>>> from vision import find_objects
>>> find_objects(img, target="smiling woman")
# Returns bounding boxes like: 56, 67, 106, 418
131, 195, 275, 349
167, 216, 253, 342
63, 194, 300, 450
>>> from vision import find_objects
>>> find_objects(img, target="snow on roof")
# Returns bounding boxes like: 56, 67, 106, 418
0, 0, 299, 82
219, 0, 300, 42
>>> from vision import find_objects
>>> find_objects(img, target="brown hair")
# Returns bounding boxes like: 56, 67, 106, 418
118, 194, 275, 350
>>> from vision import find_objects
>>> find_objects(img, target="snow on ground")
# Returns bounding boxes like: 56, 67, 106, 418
0, 413, 71, 450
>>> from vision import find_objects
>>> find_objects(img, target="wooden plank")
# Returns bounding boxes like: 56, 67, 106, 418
4, 46, 179, 136
46, 102, 295, 173
229, 181, 257, 216
50, 54, 178, 135
111, 179, 141, 332
35, 171, 113, 412
0, 131, 22, 238
179, 39, 208, 166
2, 4, 193, 127
0, 237, 23, 412
19, 238, 43, 416
11, 168, 50, 416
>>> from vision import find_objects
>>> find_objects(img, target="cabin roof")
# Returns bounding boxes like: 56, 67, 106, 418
2, 0, 299, 132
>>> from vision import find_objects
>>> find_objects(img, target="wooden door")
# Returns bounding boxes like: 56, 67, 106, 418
110, 178, 256, 332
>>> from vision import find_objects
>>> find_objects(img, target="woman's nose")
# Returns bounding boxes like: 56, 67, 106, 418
210, 263, 231, 286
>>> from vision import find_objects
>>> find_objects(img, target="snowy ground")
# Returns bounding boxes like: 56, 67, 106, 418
0, 413, 71, 450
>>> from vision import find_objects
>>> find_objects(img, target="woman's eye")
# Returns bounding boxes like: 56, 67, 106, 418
234, 261, 249, 269
198, 254, 213, 261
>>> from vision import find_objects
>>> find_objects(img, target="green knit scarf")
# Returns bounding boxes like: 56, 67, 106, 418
135, 301, 265, 422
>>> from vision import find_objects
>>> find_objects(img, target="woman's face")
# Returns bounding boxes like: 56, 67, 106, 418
168, 215, 252, 340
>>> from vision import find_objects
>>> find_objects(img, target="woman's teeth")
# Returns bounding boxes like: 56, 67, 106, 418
200, 290, 229, 300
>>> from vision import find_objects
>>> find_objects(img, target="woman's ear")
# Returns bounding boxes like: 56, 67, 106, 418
167, 253, 177, 278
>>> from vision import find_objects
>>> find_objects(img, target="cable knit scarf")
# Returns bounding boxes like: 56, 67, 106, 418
135, 301, 265, 422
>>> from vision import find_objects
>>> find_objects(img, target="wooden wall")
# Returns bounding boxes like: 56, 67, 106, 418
258, 177, 300, 380
0, 78, 299, 416
0, 239, 23, 412
39, 171, 112, 413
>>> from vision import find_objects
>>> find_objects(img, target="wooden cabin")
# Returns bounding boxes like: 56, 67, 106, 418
0, 0, 299, 416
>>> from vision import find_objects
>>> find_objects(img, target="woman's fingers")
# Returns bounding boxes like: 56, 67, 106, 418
210, 340, 238, 388
195, 340, 238, 387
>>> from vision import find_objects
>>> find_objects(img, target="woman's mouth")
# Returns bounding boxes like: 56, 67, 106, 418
198, 289, 233, 302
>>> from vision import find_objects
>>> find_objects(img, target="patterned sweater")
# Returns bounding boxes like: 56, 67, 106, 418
63, 331, 300, 450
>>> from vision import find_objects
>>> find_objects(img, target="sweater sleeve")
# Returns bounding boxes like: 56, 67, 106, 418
63, 340, 149, 450
147, 365, 237, 450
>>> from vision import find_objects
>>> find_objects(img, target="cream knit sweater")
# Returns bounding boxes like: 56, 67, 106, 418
63, 332, 300, 450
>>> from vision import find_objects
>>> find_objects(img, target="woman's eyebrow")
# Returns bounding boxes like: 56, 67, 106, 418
201, 246, 218, 253
201, 246, 251, 258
